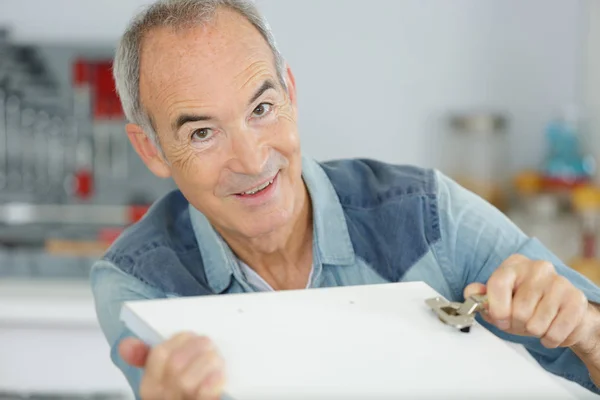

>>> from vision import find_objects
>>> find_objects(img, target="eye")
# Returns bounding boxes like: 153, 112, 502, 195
191, 128, 213, 141
252, 103, 273, 118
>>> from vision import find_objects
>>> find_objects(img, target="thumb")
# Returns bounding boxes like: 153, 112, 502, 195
119, 337, 150, 368
464, 282, 487, 299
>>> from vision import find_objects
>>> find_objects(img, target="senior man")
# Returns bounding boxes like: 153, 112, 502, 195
92, 0, 600, 398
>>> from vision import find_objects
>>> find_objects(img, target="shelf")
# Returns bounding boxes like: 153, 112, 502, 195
0, 203, 131, 226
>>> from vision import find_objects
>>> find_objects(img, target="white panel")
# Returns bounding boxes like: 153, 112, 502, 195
123, 282, 579, 399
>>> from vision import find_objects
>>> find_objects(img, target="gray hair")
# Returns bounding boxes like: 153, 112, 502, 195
112, 0, 287, 153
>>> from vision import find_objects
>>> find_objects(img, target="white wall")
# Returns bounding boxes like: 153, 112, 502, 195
0, 0, 586, 172
259, 0, 585, 171
583, 0, 600, 184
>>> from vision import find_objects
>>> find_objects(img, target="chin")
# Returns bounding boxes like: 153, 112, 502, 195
239, 209, 292, 239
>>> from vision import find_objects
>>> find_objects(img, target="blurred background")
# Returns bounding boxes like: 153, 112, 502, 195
1, 0, 600, 398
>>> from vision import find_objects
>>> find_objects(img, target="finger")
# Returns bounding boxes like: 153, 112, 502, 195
479, 309, 495, 325
140, 373, 165, 400
486, 264, 519, 330
198, 370, 227, 400
145, 332, 198, 383
502, 254, 530, 270
510, 288, 542, 335
511, 267, 553, 334
540, 285, 587, 348
164, 336, 215, 389
172, 351, 225, 400
563, 302, 593, 349
119, 337, 150, 368
464, 283, 486, 299
523, 278, 567, 340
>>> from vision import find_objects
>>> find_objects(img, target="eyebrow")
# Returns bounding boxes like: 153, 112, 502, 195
248, 79, 276, 106
171, 79, 278, 133
172, 113, 214, 132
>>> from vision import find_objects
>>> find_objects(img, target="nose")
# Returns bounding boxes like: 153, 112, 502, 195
229, 129, 268, 176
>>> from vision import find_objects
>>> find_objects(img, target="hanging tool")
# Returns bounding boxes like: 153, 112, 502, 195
425, 293, 488, 333
5, 93, 21, 190
0, 87, 6, 190
47, 115, 65, 202
20, 106, 35, 193
33, 110, 49, 197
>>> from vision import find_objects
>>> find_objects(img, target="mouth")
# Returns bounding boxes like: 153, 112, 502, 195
234, 172, 279, 197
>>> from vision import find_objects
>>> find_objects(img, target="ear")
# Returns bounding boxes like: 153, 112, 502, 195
126, 123, 171, 178
285, 64, 297, 106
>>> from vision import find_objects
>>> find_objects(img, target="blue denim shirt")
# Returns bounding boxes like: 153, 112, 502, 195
91, 156, 600, 398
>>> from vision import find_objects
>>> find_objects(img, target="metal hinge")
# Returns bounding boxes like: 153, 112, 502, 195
425, 293, 488, 332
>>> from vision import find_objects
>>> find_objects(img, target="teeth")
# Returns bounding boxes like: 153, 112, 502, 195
243, 179, 274, 195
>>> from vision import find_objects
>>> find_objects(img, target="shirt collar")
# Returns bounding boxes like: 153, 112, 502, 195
188, 155, 355, 294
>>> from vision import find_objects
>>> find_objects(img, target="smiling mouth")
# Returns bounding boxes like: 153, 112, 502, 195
236, 173, 277, 196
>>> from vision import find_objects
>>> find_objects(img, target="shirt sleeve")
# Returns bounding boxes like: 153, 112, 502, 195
433, 170, 600, 394
90, 260, 167, 399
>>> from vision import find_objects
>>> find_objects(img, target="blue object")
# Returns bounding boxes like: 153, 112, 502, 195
542, 112, 595, 184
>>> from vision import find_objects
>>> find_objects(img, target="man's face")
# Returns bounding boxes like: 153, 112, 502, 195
137, 9, 303, 239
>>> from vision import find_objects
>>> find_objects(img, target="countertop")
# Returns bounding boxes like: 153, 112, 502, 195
0, 279, 97, 326
0, 279, 132, 396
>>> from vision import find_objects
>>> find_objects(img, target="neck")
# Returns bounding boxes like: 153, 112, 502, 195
219, 182, 314, 290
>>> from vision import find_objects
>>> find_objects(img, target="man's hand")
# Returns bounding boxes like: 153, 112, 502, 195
464, 254, 597, 350
119, 332, 226, 400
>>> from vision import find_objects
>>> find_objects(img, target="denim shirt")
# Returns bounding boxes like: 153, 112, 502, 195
91, 156, 600, 398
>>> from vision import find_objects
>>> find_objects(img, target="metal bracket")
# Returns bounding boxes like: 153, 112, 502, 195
425, 294, 488, 333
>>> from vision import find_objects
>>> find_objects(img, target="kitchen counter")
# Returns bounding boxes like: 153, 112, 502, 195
0, 279, 132, 398
0, 279, 97, 326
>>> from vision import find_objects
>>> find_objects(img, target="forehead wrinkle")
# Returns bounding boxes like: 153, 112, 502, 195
165, 99, 216, 126
138, 11, 278, 132
141, 47, 222, 129
235, 60, 276, 91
